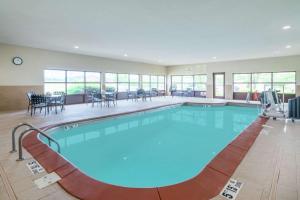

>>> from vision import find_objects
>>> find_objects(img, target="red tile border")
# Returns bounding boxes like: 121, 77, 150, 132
22, 104, 268, 200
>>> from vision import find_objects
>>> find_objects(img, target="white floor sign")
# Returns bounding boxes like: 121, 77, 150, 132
220, 179, 243, 200
34, 172, 61, 189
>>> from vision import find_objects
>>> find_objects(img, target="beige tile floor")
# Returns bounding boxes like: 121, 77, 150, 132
0, 96, 299, 200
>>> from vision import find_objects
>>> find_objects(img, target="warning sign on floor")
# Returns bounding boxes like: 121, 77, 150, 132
26, 160, 45, 175
34, 172, 61, 189
220, 178, 243, 200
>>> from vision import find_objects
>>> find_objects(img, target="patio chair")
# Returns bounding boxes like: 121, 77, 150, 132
30, 94, 49, 116
184, 88, 193, 97
145, 90, 152, 101
151, 88, 158, 97
136, 89, 147, 101
169, 87, 177, 97
26, 91, 35, 112
92, 92, 104, 107
49, 92, 66, 112
104, 89, 117, 107
126, 90, 136, 101
85, 89, 97, 104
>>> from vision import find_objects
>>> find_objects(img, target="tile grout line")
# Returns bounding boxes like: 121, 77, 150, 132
0, 162, 17, 200
156, 188, 162, 200
267, 137, 283, 200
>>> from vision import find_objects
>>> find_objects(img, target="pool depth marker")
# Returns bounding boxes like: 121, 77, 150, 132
220, 178, 243, 200
26, 160, 45, 175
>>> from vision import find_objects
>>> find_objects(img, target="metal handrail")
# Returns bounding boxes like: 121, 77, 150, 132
10, 123, 61, 161
11, 123, 34, 152
16, 127, 61, 161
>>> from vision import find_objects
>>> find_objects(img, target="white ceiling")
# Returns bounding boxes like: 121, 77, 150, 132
0, 0, 299, 66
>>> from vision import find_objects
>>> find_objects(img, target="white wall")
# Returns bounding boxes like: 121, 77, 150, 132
167, 55, 300, 98
0, 43, 166, 86
1, 42, 300, 97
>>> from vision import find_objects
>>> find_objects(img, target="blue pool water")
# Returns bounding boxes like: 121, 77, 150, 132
42, 105, 258, 188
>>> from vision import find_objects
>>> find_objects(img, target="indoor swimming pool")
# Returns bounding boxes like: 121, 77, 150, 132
41, 104, 259, 188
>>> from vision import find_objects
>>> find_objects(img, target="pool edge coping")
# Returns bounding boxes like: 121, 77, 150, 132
22, 102, 268, 200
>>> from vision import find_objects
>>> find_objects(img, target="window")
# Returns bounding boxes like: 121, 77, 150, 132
67, 71, 85, 94
252, 73, 272, 92
129, 74, 139, 91
141, 75, 165, 91
85, 72, 101, 92
273, 72, 296, 94
182, 76, 193, 90
44, 70, 66, 94
194, 75, 207, 91
117, 74, 129, 92
158, 76, 165, 90
142, 75, 151, 91
213, 73, 225, 98
171, 76, 183, 90
233, 71, 296, 95
105, 73, 142, 92
233, 73, 251, 92
44, 70, 101, 95
105, 73, 117, 91
171, 75, 207, 91
151, 76, 158, 89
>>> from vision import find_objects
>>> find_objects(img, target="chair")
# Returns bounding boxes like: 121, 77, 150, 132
105, 93, 117, 107
145, 90, 152, 101
49, 92, 66, 112
92, 92, 104, 107
158, 90, 165, 97
126, 90, 136, 101
85, 89, 97, 104
151, 88, 158, 97
30, 94, 49, 116
104, 89, 117, 107
169, 87, 177, 97
136, 89, 147, 101
184, 88, 193, 97
26, 91, 35, 112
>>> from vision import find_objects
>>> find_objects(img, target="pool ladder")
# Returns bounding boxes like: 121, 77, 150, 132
10, 123, 61, 161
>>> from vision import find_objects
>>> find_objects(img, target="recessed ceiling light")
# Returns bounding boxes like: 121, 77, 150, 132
212, 56, 217, 59
124, 53, 128, 57
285, 45, 292, 49
282, 25, 291, 30
74, 45, 79, 49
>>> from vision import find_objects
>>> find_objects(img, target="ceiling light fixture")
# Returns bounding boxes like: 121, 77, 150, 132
124, 53, 128, 57
212, 56, 217, 59
282, 25, 291, 30
285, 45, 292, 49
74, 45, 79, 49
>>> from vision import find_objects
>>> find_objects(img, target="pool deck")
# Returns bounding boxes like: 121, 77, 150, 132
0, 96, 299, 200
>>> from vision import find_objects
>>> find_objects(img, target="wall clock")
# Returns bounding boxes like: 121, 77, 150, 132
12, 56, 23, 65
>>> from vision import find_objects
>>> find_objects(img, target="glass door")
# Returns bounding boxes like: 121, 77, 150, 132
213, 73, 225, 98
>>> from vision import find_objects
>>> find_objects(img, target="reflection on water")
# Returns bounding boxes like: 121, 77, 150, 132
45, 106, 256, 148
